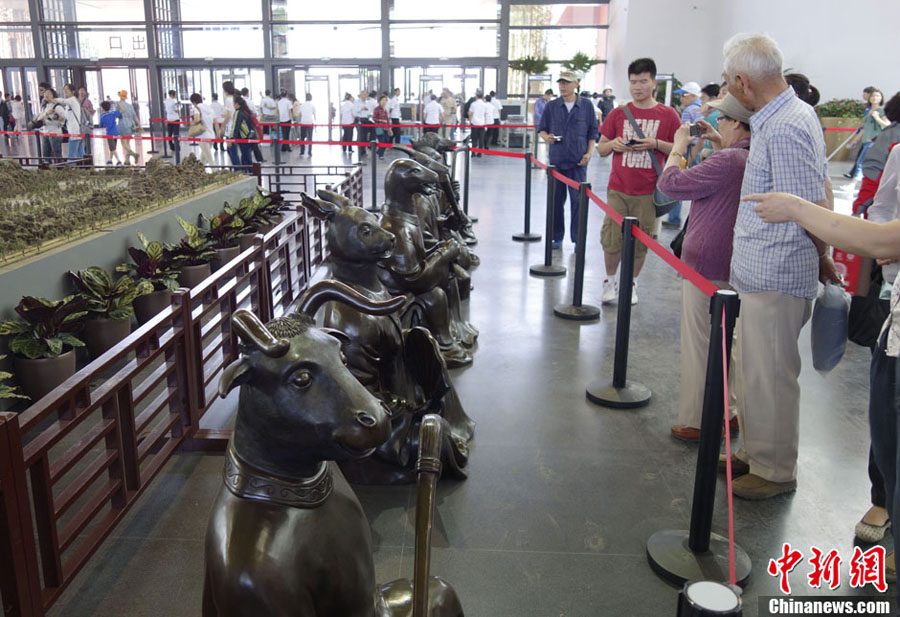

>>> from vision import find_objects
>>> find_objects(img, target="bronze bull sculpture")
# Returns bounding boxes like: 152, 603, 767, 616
202, 288, 464, 617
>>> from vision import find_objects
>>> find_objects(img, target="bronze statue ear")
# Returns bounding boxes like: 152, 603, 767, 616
299, 192, 339, 221
316, 189, 352, 208
219, 358, 250, 398
320, 327, 352, 347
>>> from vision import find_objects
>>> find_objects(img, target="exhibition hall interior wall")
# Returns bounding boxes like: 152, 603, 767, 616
607, 0, 900, 101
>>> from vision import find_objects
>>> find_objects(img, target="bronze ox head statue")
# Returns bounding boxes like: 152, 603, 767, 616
219, 281, 406, 478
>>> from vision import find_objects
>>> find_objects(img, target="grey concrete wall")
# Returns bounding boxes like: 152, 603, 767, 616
0, 176, 258, 321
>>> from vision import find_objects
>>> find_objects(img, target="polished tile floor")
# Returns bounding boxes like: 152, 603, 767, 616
6, 135, 885, 616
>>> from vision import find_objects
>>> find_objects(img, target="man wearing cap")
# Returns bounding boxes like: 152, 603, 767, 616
598, 86, 616, 122
662, 80, 704, 229
537, 70, 599, 249
597, 57, 681, 305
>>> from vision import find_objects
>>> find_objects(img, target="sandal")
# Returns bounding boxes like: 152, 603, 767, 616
887, 552, 896, 585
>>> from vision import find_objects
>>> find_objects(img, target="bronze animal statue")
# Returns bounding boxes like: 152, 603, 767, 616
300, 190, 475, 484
374, 158, 476, 367
203, 295, 464, 617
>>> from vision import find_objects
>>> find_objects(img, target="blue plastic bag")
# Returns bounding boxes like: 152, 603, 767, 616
811, 282, 851, 373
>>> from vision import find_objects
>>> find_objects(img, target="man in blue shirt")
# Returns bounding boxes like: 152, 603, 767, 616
538, 71, 599, 248
662, 81, 706, 229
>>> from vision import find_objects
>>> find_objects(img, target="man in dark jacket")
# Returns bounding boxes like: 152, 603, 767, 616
598, 87, 616, 122
537, 71, 599, 248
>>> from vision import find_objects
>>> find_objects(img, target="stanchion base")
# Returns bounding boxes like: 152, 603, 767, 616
160, 154, 173, 159
553, 304, 601, 321
529, 264, 566, 277
512, 233, 542, 242
585, 379, 651, 408
647, 530, 751, 588
148, 149, 160, 154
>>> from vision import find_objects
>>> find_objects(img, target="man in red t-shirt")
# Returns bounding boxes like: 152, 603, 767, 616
596, 57, 681, 305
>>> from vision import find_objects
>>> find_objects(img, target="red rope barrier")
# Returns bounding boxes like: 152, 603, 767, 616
822, 127, 858, 132
470, 147, 526, 159
550, 168, 581, 190
529, 155, 548, 170
631, 226, 719, 298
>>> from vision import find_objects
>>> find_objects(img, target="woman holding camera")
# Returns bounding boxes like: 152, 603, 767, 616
656, 94, 753, 442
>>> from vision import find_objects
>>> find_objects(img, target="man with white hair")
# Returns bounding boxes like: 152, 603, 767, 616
721, 33, 839, 499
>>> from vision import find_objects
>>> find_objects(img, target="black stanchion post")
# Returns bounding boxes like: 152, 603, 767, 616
585, 216, 650, 407
273, 128, 281, 166
369, 139, 378, 212
174, 133, 181, 164
161, 122, 171, 159
554, 182, 600, 320
513, 154, 541, 242
529, 165, 566, 277
148, 120, 159, 154
462, 146, 470, 216
646, 289, 751, 587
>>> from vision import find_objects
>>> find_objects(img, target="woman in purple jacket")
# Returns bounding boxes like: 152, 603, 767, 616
657, 94, 752, 442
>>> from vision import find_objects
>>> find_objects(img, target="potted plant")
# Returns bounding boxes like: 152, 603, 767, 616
0, 355, 29, 402
173, 216, 216, 287
203, 208, 245, 270
562, 52, 603, 80
509, 55, 550, 126
815, 98, 866, 163
0, 295, 88, 401
67, 266, 153, 357
117, 231, 181, 324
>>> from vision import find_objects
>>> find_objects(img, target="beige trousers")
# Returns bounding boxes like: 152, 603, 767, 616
678, 279, 740, 428
198, 142, 214, 166
734, 291, 812, 483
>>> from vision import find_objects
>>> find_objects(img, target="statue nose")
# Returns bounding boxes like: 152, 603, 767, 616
355, 411, 378, 428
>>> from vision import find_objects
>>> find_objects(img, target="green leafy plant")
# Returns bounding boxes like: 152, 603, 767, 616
116, 231, 181, 291
656, 77, 683, 108
236, 190, 290, 233
0, 296, 88, 359
67, 266, 154, 321
815, 98, 866, 118
562, 52, 602, 76
172, 216, 216, 265
0, 355, 29, 400
509, 55, 550, 76
203, 209, 245, 249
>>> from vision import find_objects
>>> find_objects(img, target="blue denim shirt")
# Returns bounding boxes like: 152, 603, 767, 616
538, 95, 599, 169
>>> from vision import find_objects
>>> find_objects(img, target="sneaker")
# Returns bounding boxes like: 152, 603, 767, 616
732, 473, 797, 500
630, 281, 638, 305
661, 220, 681, 230
601, 279, 618, 304
718, 453, 750, 476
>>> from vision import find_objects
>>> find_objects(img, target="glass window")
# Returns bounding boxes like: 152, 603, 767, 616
507, 61, 606, 99
0, 26, 33, 57
391, 23, 498, 58
390, 0, 498, 20
179, 0, 261, 21
509, 27, 606, 62
510, 3, 607, 27
44, 25, 149, 58
271, 0, 380, 21
41, 0, 145, 22
0, 0, 30, 22
156, 24, 264, 59
272, 23, 381, 59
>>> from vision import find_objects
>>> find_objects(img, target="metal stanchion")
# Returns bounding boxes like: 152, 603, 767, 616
646, 290, 751, 587
161, 122, 172, 159
369, 139, 379, 213
554, 182, 600, 320
585, 216, 650, 407
174, 133, 181, 164
529, 165, 566, 277
148, 120, 159, 154
273, 127, 281, 166
512, 154, 541, 242
462, 145, 470, 216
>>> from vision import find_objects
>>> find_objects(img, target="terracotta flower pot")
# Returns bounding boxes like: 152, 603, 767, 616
132, 289, 173, 325
14, 349, 76, 402
178, 263, 211, 288
211, 245, 241, 271
83, 317, 133, 358
238, 234, 256, 252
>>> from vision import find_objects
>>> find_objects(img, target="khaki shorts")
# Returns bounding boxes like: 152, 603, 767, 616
600, 189, 657, 258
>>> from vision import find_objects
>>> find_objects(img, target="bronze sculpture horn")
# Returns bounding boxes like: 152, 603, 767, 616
316, 188, 353, 208
232, 309, 291, 357
298, 280, 407, 318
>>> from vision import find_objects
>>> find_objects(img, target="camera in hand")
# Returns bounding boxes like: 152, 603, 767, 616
624, 138, 638, 146
689, 123, 702, 137
552, 135, 563, 143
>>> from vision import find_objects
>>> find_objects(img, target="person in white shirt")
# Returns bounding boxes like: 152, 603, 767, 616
260, 89, 277, 134
339, 93, 355, 154
54, 83, 86, 159
164, 89, 180, 154
487, 91, 502, 146
388, 88, 402, 143
353, 90, 376, 157
298, 93, 316, 156
467, 90, 488, 156
423, 94, 442, 134
210, 93, 225, 152
189, 93, 215, 166
276, 91, 293, 152
221, 81, 240, 165
240, 87, 264, 163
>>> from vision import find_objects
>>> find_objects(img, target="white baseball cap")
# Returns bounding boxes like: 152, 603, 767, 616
674, 81, 702, 96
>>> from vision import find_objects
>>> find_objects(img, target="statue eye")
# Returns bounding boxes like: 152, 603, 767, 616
360, 225, 371, 236
291, 370, 313, 389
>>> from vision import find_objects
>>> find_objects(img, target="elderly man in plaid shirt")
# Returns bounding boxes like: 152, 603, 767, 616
720, 34, 840, 500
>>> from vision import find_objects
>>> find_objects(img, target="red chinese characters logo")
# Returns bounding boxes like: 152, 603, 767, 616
807, 547, 842, 590
768, 543, 804, 594
849, 545, 886, 593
